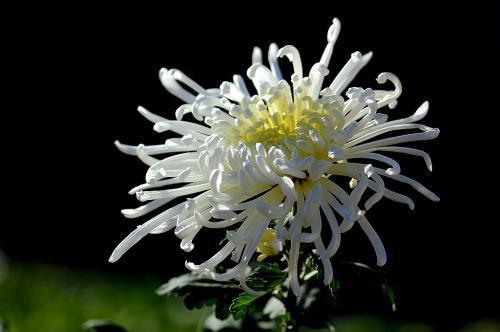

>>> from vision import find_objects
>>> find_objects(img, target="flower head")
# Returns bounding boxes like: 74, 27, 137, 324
110, 18, 439, 296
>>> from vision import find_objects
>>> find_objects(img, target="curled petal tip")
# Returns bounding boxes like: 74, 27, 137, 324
158, 67, 168, 77
413, 101, 429, 118
114, 140, 130, 154
327, 18, 341, 42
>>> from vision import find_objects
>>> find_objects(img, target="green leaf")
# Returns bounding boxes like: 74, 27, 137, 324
381, 283, 396, 312
300, 255, 320, 282
230, 294, 258, 311
157, 268, 285, 323
214, 296, 234, 320
157, 273, 240, 296
183, 293, 216, 310
181, 284, 240, 312
82, 320, 128, 332
229, 293, 259, 320
157, 266, 285, 321
157, 272, 242, 317
246, 262, 286, 292
329, 278, 341, 298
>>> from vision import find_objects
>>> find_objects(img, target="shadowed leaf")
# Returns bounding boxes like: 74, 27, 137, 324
339, 260, 397, 312
381, 283, 396, 312
157, 273, 241, 319
246, 262, 286, 292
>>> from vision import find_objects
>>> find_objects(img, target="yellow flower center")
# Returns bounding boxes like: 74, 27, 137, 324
256, 228, 281, 261
224, 91, 344, 160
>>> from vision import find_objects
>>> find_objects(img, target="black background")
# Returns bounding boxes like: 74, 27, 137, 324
3, 1, 498, 329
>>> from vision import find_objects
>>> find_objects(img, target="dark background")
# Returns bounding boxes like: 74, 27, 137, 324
3, 1, 498, 329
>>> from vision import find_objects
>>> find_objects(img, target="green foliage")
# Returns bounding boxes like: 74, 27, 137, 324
158, 262, 287, 323
272, 255, 401, 331
229, 294, 258, 320
329, 278, 341, 298
246, 263, 287, 292
301, 255, 320, 281
154, 255, 398, 330
157, 273, 241, 320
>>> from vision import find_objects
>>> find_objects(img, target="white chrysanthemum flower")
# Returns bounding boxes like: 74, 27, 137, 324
110, 18, 439, 296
